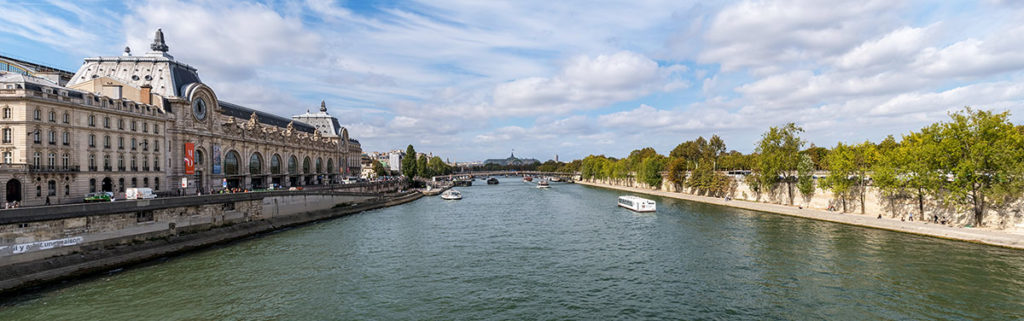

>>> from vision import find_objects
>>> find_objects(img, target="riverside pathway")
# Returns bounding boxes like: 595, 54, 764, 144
577, 181, 1024, 250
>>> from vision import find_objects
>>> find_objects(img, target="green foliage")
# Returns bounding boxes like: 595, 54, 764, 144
796, 153, 815, 200
372, 160, 389, 177
637, 155, 667, 187
753, 123, 805, 204
925, 107, 1024, 225
416, 155, 429, 178
401, 145, 417, 178
802, 145, 830, 170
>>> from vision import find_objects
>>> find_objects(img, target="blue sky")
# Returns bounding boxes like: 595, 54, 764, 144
2, 0, 1024, 162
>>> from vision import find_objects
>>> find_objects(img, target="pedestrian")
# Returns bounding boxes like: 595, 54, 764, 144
877, 214, 882, 219
45, 196, 50, 205
909, 213, 914, 221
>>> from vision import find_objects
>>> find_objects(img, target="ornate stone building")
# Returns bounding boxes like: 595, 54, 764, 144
0, 29, 360, 206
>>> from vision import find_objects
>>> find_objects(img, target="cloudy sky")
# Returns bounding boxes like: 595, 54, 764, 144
2, 0, 1023, 162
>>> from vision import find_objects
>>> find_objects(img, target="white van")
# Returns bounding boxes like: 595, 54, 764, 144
125, 187, 157, 200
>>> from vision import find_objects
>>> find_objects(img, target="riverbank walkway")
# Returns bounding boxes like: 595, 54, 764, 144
577, 181, 1024, 250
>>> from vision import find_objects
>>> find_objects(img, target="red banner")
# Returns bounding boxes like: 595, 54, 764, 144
184, 143, 195, 175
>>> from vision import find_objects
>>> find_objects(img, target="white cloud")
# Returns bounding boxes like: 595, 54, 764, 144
493, 51, 685, 115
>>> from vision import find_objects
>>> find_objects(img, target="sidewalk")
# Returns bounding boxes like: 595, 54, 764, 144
577, 181, 1024, 250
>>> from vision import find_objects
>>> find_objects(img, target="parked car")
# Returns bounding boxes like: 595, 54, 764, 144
84, 192, 114, 202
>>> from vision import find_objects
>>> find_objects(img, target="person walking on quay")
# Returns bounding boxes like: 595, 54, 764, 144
45, 196, 50, 205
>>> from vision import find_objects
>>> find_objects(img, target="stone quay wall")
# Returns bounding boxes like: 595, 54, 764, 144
0, 181, 418, 295
583, 175, 1024, 230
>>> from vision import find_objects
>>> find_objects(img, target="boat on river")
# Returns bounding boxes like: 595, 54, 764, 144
523, 176, 533, 182
487, 177, 499, 185
441, 189, 462, 200
618, 195, 656, 212
537, 180, 550, 189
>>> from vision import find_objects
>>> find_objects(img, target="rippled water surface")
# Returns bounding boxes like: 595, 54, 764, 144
2, 181, 1024, 320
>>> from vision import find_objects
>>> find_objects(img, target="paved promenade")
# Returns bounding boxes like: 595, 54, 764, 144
577, 181, 1024, 250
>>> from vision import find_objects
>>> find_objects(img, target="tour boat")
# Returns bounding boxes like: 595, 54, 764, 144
523, 176, 533, 182
618, 195, 656, 212
487, 178, 499, 185
536, 180, 550, 189
441, 189, 462, 200
550, 177, 561, 182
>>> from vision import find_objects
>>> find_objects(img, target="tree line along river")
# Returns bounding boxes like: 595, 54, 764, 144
1, 180, 1022, 320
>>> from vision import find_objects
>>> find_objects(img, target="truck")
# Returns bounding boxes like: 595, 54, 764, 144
125, 187, 157, 200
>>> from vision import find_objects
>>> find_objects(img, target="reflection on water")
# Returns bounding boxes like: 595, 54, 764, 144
1, 181, 1022, 320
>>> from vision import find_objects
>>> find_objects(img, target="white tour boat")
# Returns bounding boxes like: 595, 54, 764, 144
618, 195, 656, 212
537, 180, 550, 189
441, 189, 462, 200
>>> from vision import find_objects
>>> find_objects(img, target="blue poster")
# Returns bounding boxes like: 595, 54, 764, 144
212, 145, 222, 174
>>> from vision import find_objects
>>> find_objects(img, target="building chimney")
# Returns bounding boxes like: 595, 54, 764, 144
140, 85, 152, 105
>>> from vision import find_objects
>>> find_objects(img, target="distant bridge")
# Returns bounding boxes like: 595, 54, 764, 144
432, 171, 580, 181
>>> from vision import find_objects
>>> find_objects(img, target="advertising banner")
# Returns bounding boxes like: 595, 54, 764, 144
212, 145, 222, 174
184, 142, 195, 175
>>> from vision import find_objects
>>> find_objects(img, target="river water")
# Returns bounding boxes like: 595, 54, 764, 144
2, 180, 1023, 320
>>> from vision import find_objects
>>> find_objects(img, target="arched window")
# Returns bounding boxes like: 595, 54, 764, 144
47, 180, 56, 196
48, 111, 55, 122
62, 112, 69, 124
131, 177, 137, 188
288, 156, 297, 174
88, 134, 95, 147
224, 151, 240, 175
48, 130, 56, 144
2, 128, 11, 143
118, 178, 125, 192
154, 177, 160, 191
33, 130, 40, 143
89, 178, 96, 193
103, 116, 110, 128
88, 115, 95, 126
249, 153, 262, 175
327, 158, 334, 174
104, 135, 110, 148
303, 157, 311, 174
143, 177, 149, 187
316, 157, 322, 173
2, 107, 10, 119
62, 131, 69, 145
270, 154, 281, 174
33, 108, 40, 120
65, 184, 69, 195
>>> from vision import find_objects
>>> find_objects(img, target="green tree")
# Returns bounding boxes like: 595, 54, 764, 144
822, 141, 875, 213
870, 135, 906, 217
637, 154, 667, 188
796, 153, 815, 202
372, 160, 388, 177
821, 142, 855, 212
753, 123, 805, 205
402, 145, 417, 178
416, 155, 429, 178
928, 108, 1024, 226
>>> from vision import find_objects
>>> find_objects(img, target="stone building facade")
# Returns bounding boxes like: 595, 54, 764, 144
0, 29, 360, 206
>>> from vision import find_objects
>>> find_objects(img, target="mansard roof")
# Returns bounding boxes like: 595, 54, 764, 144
217, 100, 316, 134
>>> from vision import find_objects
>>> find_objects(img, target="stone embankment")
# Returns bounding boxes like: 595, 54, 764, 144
578, 180, 1024, 250
0, 185, 421, 295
